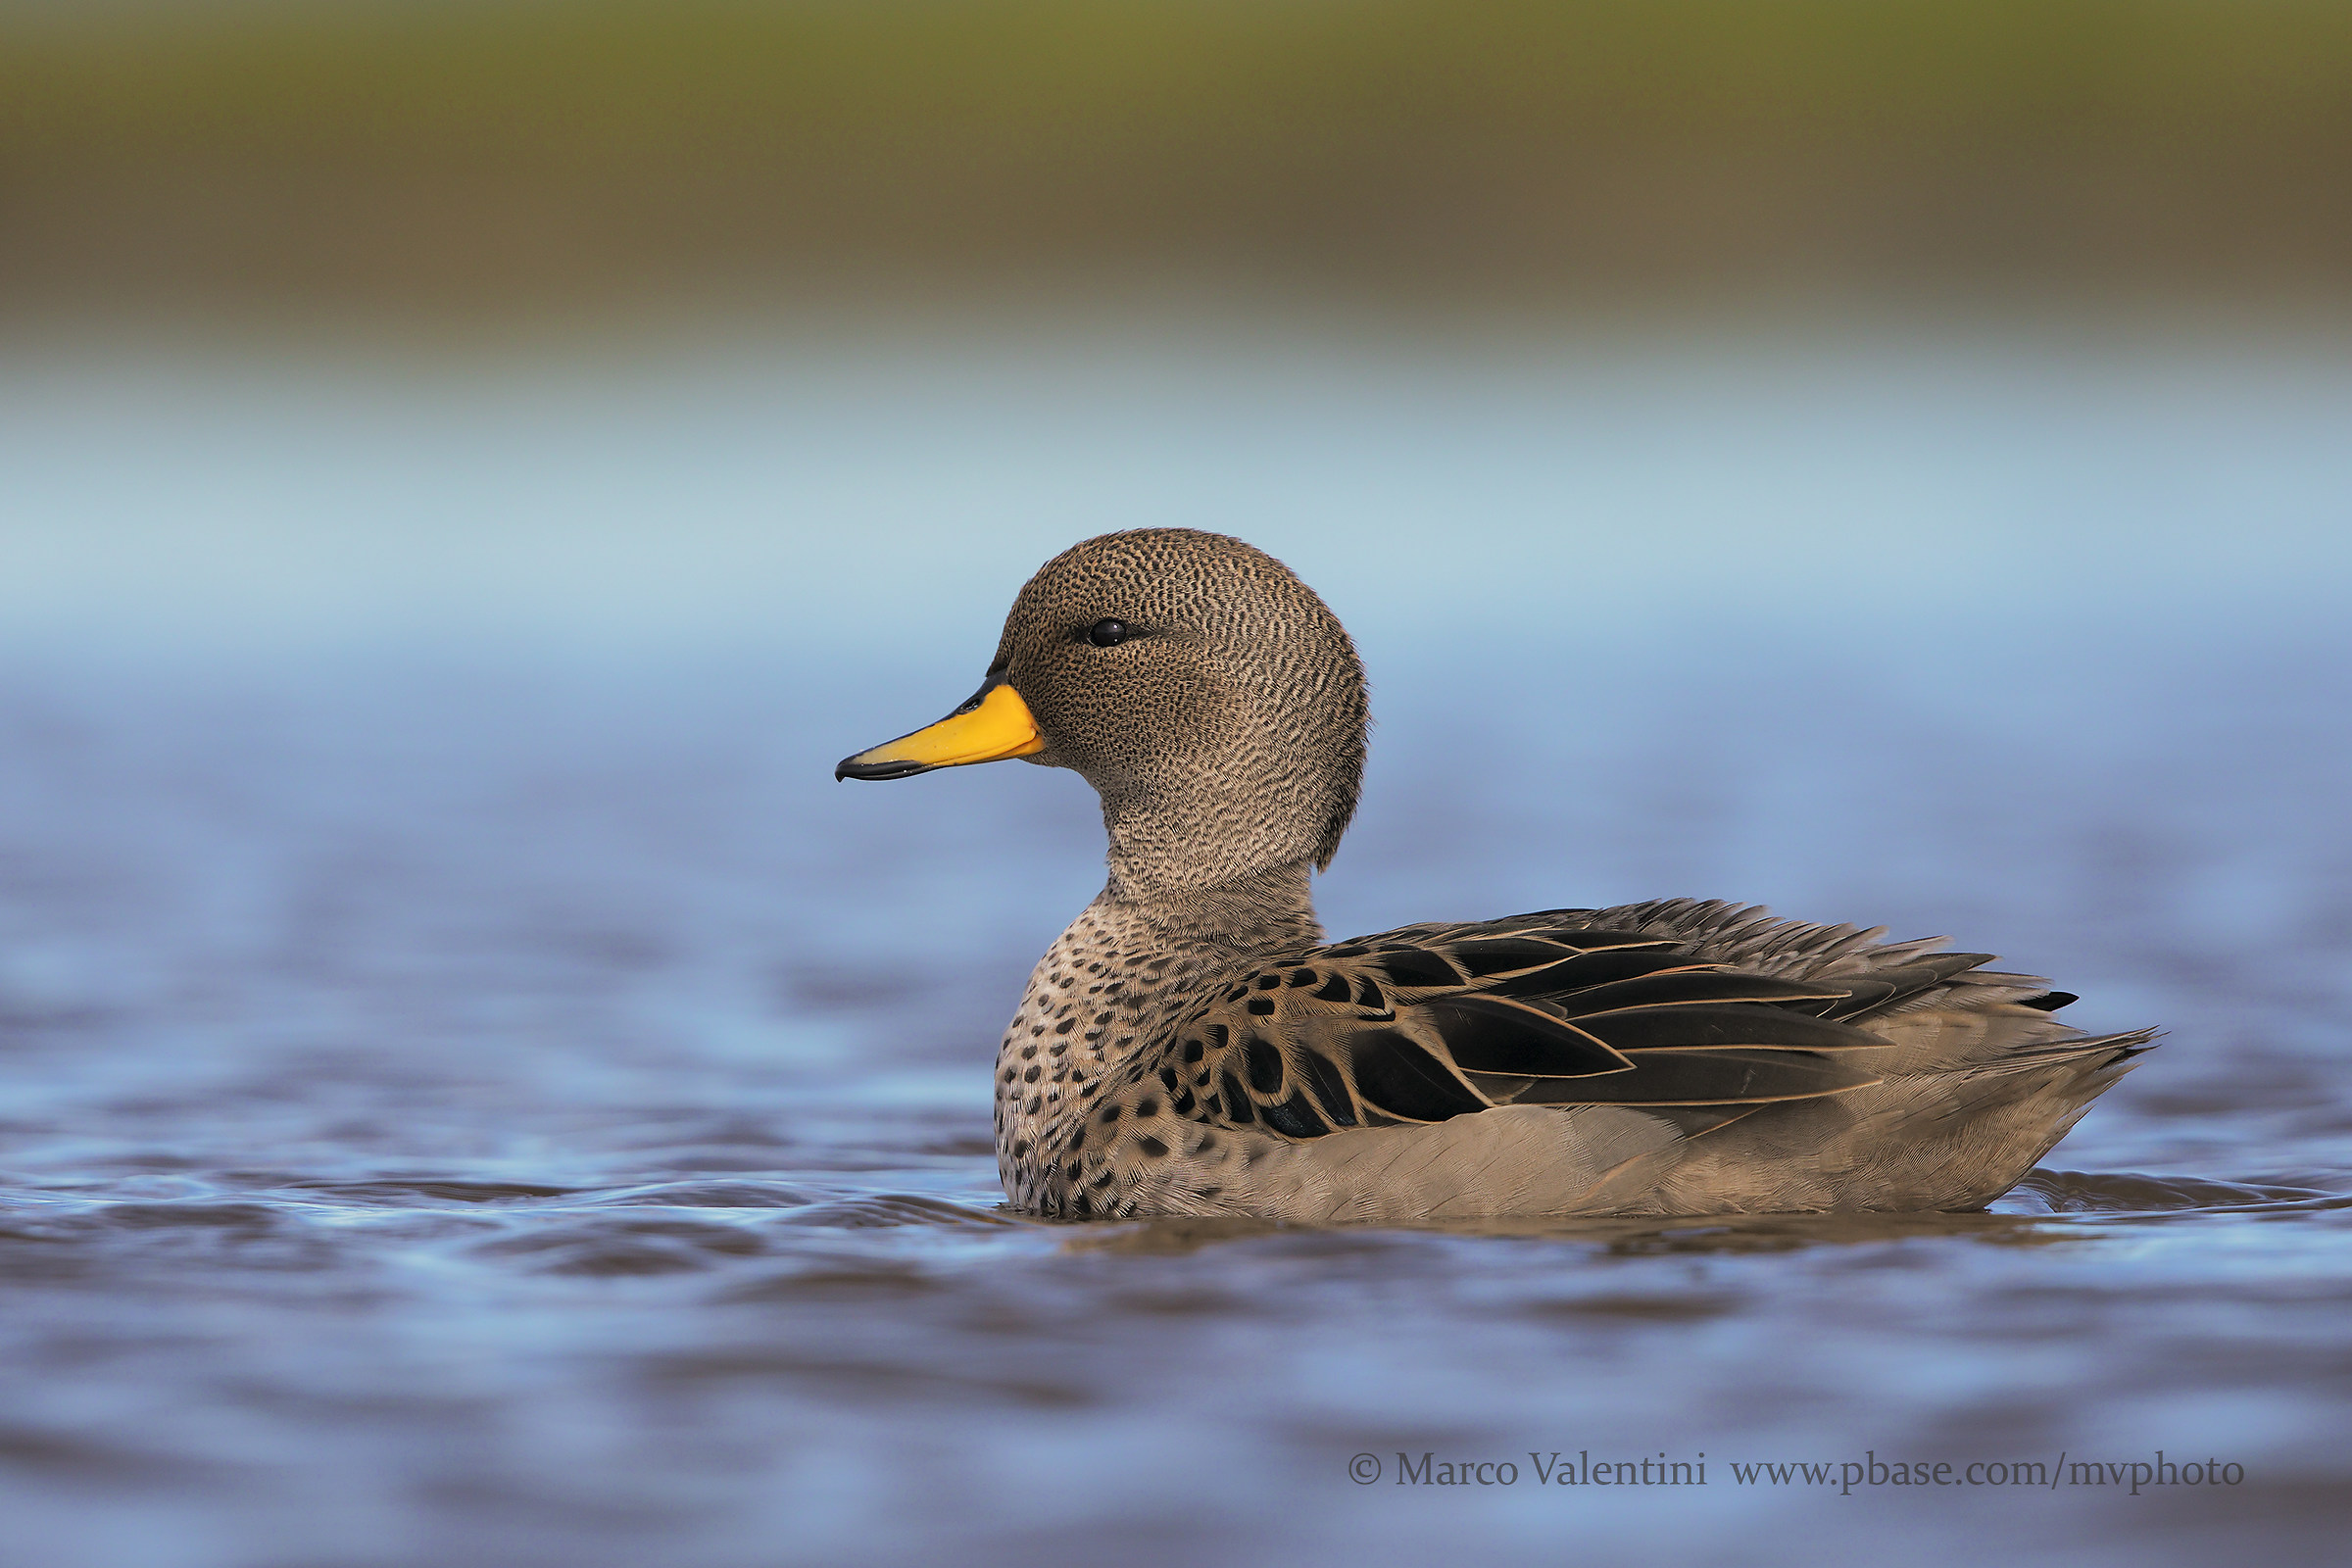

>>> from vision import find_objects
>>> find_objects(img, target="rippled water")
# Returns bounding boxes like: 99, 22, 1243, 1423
3, 329, 2349, 1565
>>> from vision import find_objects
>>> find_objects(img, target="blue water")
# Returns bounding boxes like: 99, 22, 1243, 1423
1, 322, 2347, 1565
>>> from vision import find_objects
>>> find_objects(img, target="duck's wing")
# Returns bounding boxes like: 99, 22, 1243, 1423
1169, 923, 1900, 1141
1519, 897, 2074, 1018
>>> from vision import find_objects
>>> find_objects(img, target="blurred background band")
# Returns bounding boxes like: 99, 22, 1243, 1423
3, 0, 2350, 320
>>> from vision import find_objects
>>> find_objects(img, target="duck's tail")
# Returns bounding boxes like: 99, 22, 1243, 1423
1588, 1013, 2156, 1215
1538, 900, 2163, 1214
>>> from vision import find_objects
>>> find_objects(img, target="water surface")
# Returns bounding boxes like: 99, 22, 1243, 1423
2, 326, 2348, 1565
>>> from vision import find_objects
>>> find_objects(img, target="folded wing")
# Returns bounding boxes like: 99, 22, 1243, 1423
1172, 921, 1899, 1139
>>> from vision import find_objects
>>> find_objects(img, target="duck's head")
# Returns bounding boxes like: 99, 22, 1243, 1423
837, 529, 1369, 901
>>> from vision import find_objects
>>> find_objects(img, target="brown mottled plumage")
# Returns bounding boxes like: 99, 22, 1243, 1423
838, 529, 2157, 1222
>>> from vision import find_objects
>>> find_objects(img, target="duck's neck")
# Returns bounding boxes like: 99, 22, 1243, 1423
1104, 858, 1324, 951
1098, 775, 1332, 913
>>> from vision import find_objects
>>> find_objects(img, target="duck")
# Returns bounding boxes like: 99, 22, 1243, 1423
836, 528, 2156, 1222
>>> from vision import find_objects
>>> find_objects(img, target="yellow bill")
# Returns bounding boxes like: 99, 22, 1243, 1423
835, 681, 1045, 780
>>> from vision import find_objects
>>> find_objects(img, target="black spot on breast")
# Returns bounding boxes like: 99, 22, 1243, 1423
1182, 1039, 1204, 1062
1135, 1136, 1169, 1158
1054, 1017, 1074, 1034
1323, 945, 1369, 958
1354, 977, 1387, 1011
1246, 997, 1276, 1015
1316, 973, 1354, 1003
1137, 1097, 1159, 1118
1260, 1091, 1328, 1139
1171, 1089, 1196, 1115
1022, 1065, 1040, 1083
1288, 968, 1318, 988
1204, 1024, 1229, 1049
1100, 1103, 1120, 1123
1218, 1070, 1255, 1124
1244, 1034, 1285, 1094
1254, 973, 1282, 990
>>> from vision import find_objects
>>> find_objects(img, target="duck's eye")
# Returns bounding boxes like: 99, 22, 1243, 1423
1086, 618, 1133, 648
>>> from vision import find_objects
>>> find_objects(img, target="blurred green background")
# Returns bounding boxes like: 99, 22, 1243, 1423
6, 0, 2350, 320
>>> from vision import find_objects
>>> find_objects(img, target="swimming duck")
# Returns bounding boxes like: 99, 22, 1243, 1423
837, 529, 2155, 1222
